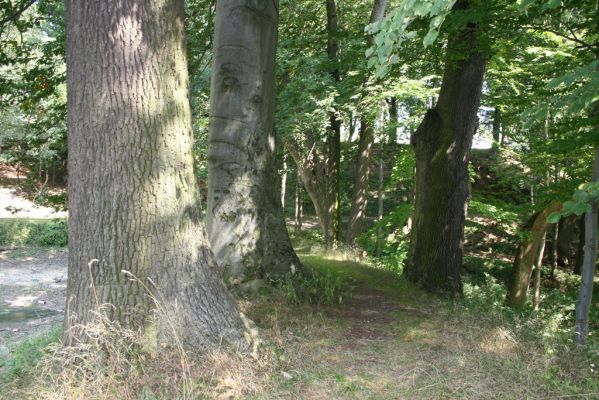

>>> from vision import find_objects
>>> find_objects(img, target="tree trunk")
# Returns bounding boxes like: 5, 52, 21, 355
533, 233, 547, 312
506, 202, 562, 308
281, 153, 288, 209
557, 215, 579, 268
326, 0, 342, 245
574, 215, 585, 275
405, 1, 487, 296
285, 137, 335, 247
346, 121, 374, 246
387, 96, 398, 144
345, 0, 388, 247
294, 176, 303, 232
375, 158, 384, 257
64, 0, 252, 351
206, 0, 300, 283
574, 147, 599, 346
550, 223, 559, 278
492, 107, 501, 147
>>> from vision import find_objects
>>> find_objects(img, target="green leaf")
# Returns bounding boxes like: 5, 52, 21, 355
547, 212, 561, 224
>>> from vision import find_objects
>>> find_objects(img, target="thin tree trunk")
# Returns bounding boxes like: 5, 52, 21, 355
64, 0, 251, 351
533, 233, 547, 312
387, 96, 398, 144
574, 147, 599, 346
281, 153, 288, 209
294, 176, 302, 232
206, 0, 300, 283
405, 0, 487, 296
551, 223, 559, 279
492, 107, 501, 147
375, 158, 384, 257
574, 215, 585, 275
506, 202, 562, 308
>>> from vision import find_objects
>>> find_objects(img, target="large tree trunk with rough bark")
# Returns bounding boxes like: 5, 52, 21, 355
405, 2, 486, 296
506, 202, 562, 308
64, 0, 252, 351
206, 0, 300, 284
574, 147, 599, 345
345, 0, 388, 247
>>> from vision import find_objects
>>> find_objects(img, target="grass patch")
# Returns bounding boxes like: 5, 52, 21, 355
0, 218, 67, 247
0, 325, 62, 387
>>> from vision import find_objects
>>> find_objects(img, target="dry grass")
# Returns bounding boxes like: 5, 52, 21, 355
3, 253, 598, 399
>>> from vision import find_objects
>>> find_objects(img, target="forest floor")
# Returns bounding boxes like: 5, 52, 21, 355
1, 247, 596, 399
0, 188, 598, 398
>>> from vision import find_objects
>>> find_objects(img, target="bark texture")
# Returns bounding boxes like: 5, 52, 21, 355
346, 121, 374, 246
64, 0, 253, 351
405, 3, 486, 296
574, 147, 599, 345
206, 0, 300, 283
506, 202, 562, 308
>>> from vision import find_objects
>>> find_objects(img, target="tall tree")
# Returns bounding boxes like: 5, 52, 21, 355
345, 0, 388, 247
405, 1, 487, 296
575, 148, 599, 345
326, 0, 342, 244
206, 0, 300, 283
64, 0, 251, 350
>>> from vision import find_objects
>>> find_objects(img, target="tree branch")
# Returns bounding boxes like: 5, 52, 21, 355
0, 0, 37, 28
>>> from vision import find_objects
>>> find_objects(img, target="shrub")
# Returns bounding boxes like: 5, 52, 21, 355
273, 269, 353, 305
0, 218, 67, 247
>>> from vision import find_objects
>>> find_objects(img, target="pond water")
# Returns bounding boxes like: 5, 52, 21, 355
0, 305, 61, 323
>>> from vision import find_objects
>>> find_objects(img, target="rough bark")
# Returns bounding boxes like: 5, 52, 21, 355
346, 121, 374, 246
206, 0, 300, 283
506, 202, 562, 308
574, 147, 599, 345
405, 2, 487, 296
64, 0, 252, 351
345, 0, 388, 246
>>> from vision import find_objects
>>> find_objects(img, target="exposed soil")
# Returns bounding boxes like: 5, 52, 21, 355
0, 248, 67, 354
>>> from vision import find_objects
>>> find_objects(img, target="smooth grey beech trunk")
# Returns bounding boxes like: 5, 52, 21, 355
206, 0, 300, 283
405, 0, 486, 296
64, 0, 253, 351
574, 147, 599, 346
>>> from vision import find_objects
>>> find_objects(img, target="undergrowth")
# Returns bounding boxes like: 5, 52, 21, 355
0, 218, 67, 247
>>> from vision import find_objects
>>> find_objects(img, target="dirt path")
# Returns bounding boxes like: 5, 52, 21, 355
0, 248, 67, 356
